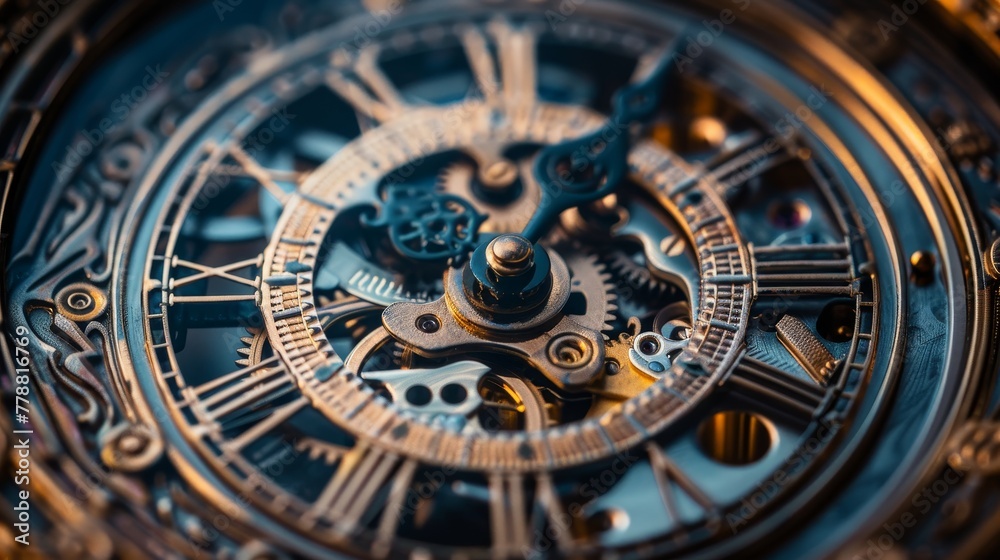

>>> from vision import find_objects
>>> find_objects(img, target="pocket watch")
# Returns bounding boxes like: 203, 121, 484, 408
2, 0, 1000, 558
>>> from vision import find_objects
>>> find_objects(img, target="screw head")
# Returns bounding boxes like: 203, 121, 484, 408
910, 250, 936, 285
547, 334, 594, 370
55, 282, 107, 322
486, 235, 535, 277
416, 314, 441, 333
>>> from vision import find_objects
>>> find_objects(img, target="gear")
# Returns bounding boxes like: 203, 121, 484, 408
437, 161, 541, 233
362, 186, 486, 263
295, 437, 348, 466
606, 249, 679, 298
235, 327, 268, 368
603, 248, 687, 325
563, 251, 618, 334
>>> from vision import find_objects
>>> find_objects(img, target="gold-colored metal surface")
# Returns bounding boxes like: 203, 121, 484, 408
1, 0, 999, 558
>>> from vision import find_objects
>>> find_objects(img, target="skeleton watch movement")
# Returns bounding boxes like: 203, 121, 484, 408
2, 0, 1000, 558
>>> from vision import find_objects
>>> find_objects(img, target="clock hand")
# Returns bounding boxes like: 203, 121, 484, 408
520, 42, 680, 242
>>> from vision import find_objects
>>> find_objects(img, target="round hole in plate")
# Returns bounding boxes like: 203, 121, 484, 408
817, 300, 856, 343
405, 385, 433, 407
637, 335, 660, 356
697, 410, 773, 466
440, 383, 468, 405
416, 314, 441, 333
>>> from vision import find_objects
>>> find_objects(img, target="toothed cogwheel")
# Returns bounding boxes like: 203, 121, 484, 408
235, 327, 268, 368
606, 249, 679, 299
436, 161, 541, 234
563, 251, 618, 334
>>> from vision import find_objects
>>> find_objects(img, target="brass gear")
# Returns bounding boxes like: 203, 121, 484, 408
235, 327, 268, 368
436, 161, 541, 234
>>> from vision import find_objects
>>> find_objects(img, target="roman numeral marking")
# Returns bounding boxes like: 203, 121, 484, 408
184, 356, 303, 447
489, 473, 530, 557
727, 354, 829, 420
670, 135, 790, 198
372, 458, 420, 558
534, 473, 573, 551
647, 443, 716, 523
226, 143, 294, 204
711, 139, 791, 197
327, 45, 411, 123
168, 254, 261, 305
306, 441, 418, 537
460, 19, 538, 108
751, 241, 855, 298
488, 472, 572, 559
169, 256, 259, 290
226, 398, 308, 452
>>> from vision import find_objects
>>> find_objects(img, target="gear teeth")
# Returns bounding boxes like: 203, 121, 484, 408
598, 261, 618, 334
235, 345, 252, 368
234, 327, 267, 368
603, 330, 636, 370
295, 438, 346, 466
607, 250, 674, 297
436, 161, 538, 233
564, 251, 619, 335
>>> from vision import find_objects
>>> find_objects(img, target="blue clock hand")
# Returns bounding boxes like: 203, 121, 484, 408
521, 42, 680, 242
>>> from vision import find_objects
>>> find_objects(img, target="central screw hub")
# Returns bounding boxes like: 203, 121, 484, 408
486, 235, 534, 277
464, 235, 553, 317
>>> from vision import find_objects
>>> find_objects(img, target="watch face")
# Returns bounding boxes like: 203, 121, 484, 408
2, 0, 1000, 558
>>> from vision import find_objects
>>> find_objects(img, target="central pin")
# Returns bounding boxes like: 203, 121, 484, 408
465, 234, 554, 317
486, 235, 535, 277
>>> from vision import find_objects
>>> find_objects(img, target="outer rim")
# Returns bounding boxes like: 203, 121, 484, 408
0, 0, 990, 558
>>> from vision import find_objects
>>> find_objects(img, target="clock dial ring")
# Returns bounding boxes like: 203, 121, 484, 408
1, 0, 992, 558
